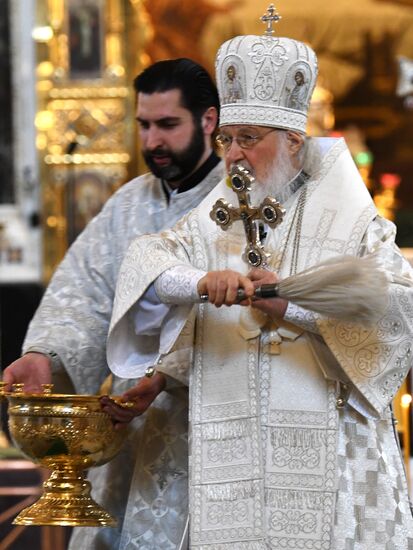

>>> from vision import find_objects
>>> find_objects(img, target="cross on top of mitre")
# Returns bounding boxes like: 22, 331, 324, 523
261, 3, 281, 36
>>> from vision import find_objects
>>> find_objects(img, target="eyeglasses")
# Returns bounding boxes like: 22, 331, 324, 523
215, 128, 277, 151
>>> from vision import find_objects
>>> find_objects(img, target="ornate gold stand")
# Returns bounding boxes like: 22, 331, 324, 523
13, 464, 115, 527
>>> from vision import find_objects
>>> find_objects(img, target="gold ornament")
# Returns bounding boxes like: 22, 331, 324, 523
0, 382, 130, 526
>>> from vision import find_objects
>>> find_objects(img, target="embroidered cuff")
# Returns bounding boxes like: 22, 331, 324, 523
154, 264, 206, 304
284, 302, 320, 334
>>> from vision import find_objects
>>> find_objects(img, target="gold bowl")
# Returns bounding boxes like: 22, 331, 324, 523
1, 383, 128, 527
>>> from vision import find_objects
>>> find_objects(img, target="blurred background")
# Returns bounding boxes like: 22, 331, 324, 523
1, 0, 413, 547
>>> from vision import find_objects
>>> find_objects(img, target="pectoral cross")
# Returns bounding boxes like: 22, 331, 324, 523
210, 165, 285, 268
261, 4, 281, 36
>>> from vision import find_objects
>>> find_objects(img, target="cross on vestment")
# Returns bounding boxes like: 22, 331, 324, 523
261, 3, 282, 36
209, 164, 285, 268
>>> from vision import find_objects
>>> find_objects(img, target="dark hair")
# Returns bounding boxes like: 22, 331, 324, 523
134, 58, 219, 125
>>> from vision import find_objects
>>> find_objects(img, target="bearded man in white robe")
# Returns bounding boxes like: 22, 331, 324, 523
106, 24, 413, 550
3, 59, 224, 549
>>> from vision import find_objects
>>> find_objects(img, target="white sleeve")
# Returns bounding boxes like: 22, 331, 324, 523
284, 302, 320, 334
132, 284, 171, 336
131, 264, 206, 336
318, 215, 413, 418
110, 265, 204, 381
154, 264, 206, 304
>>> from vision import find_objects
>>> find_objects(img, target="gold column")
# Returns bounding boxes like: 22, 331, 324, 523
33, 0, 152, 281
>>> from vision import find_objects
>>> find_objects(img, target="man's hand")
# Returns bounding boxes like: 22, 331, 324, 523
197, 269, 255, 307
100, 371, 166, 429
249, 268, 288, 319
2, 353, 52, 393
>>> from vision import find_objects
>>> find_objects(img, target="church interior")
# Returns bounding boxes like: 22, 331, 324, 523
1, 0, 413, 548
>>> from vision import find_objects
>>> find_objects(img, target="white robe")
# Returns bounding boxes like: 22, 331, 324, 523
22, 161, 225, 550
109, 138, 413, 549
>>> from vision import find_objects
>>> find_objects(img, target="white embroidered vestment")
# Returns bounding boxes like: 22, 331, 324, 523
109, 138, 413, 549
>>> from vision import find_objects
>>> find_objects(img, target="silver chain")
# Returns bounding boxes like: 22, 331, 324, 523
276, 185, 308, 276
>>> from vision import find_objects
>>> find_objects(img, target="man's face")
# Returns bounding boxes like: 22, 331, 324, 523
220, 125, 283, 183
137, 89, 205, 184
220, 125, 299, 201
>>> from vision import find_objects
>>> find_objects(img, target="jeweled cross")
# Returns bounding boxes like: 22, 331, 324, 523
210, 165, 285, 268
261, 4, 281, 36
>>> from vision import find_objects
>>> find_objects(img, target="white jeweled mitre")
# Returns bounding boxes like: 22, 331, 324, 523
215, 4, 319, 134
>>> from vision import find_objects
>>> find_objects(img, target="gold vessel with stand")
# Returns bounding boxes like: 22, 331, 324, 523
0, 382, 128, 527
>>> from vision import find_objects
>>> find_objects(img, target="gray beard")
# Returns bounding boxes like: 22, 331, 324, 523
245, 144, 298, 205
